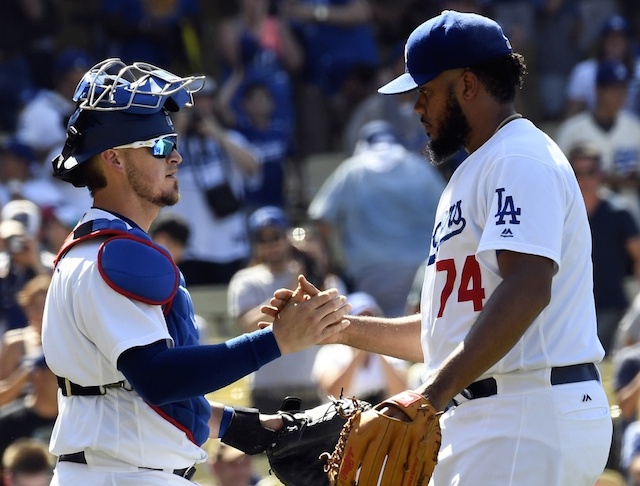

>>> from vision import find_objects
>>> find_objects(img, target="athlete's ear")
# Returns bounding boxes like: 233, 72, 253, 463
101, 149, 125, 173
459, 70, 479, 101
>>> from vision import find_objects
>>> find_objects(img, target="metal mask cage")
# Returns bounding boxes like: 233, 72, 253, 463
72, 58, 206, 114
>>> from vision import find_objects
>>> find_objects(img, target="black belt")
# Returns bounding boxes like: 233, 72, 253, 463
58, 452, 196, 480
463, 363, 599, 400
56, 376, 132, 396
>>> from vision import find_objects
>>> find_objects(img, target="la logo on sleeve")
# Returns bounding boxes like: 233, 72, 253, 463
494, 188, 521, 226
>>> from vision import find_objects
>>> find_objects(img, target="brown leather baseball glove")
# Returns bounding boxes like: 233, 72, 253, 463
322, 390, 442, 486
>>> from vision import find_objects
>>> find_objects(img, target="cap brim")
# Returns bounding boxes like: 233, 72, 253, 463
378, 73, 419, 94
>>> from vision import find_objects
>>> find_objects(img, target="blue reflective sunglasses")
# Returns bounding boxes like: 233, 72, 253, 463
113, 135, 178, 158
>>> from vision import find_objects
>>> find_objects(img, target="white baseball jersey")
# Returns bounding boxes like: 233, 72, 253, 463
41, 208, 206, 470
420, 118, 605, 379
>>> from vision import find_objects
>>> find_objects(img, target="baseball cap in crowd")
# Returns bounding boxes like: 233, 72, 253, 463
45, 204, 83, 231
247, 206, 289, 237
358, 120, 399, 146
0, 219, 26, 240
348, 292, 384, 317
596, 60, 631, 87
2, 138, 35, 164
54, 48, 93, 77
1, 199, 41, 238
378, 10, 512, 95
354, 120, 400, 154
600, 14, 631, 37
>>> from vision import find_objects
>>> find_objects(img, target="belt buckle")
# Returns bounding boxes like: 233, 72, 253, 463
178, 465, 196, 480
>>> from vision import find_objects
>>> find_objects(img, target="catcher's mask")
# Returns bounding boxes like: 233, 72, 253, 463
52, 58, 205, 187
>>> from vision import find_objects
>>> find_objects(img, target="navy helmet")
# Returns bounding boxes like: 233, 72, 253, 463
52, 58, 205, 187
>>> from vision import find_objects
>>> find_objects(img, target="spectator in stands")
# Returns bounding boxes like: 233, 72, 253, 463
40, 204, 81, 255
216, 0, 303, 137
1, 438, 53, 486
231, 80, 295, 213
308, 120, 445, 317
0, 138, 63, 210
0, 200, 53, 337
555, 59, 640, 223
616, 293, 640, 352
0, 275, 50, 407
100, 0, 202, 73
149, 212, 219, 296
228, 206, 346, 412
205, 442, 264, 486
15, 48, 92, 168
0, 1, 60, 133
622, 420, 640, 485
149, 212, 190, 267
343, 42, 429, 156
565, 13, 640, 119
567, 142, 640, 356
165, 81, 259, 286
283, 0, 379, 155
533, 0, 583, 121
488, 0, 539, 53
312, 291, 408, 404
0, 354, 58, 464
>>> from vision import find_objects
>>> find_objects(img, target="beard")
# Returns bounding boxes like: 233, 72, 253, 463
425, 85, 471, 166
126, 163, 180, 207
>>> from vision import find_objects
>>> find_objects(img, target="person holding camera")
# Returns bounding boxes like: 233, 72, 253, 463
0, 200, 53, 339
163, 78, 260, 287
0, 275, 51, 408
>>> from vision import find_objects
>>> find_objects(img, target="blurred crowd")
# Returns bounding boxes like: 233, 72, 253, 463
4, 0, 640, 484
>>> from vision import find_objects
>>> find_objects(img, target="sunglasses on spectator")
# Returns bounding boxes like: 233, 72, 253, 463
113, 134, 178, 158
255, 232, 286, 244
574, 168, 599, 178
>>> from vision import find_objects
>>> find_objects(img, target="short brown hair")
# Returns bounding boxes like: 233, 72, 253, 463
82, 154, 108, 196
2, 438, 54, 474
567, 142, 602, 168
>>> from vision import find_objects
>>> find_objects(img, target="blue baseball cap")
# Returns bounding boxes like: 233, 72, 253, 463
596, 60, 631, 86
600, 14, 631, 37
357, 120, 399, 146
55, 48, 93, 76
248, 206, 289, 237
378, 10, 512, 95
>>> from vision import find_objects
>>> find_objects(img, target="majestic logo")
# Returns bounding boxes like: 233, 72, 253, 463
500, 228, 513, 238
494, 188, 521, 225
428, 199, 466, 265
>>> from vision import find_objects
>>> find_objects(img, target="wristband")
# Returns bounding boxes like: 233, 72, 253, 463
218, 406, 234, 438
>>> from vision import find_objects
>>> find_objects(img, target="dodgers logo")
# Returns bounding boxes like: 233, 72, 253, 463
494, 188, 521, 225
428, 200, 466, 265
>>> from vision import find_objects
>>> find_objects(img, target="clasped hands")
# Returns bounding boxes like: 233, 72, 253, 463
259, 275, 351, 355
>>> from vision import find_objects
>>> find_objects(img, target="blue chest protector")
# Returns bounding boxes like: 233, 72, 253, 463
56, 218, 211, 445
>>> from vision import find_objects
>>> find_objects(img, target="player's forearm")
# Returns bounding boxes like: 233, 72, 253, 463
118, 331, 281, 405
339, 314, 423, 363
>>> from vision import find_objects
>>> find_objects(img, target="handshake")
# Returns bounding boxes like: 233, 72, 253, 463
260, 275, 352, 355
